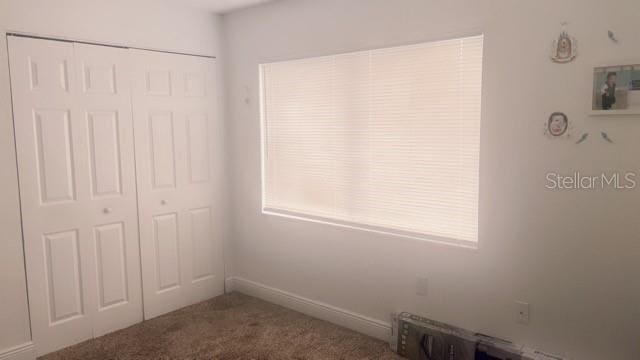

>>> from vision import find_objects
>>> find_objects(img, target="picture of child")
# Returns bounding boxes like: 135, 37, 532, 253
601, 72, 617, 110
591, 64, 639, 112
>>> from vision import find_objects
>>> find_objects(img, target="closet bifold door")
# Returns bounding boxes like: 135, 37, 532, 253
8, 37, 143, 356
130, 50, 224, 319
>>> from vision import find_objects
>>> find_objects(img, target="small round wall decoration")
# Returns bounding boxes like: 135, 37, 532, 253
545, 112, 571, 139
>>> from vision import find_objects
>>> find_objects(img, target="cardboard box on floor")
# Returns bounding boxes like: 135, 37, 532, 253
391, 312, 567, 360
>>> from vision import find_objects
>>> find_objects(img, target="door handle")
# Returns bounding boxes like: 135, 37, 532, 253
103, 207, 112, 214
161, 200, 167, 205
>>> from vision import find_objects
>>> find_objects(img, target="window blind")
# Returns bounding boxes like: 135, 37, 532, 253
261, 35, 483, 245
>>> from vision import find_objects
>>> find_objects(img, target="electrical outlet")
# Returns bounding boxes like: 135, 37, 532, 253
415, 277, 428, 296
515, 301, 530, 325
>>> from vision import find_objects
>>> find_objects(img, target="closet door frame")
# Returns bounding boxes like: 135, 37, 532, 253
8, 33, 224, 355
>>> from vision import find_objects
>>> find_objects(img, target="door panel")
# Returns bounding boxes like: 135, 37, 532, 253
27, 55, 70, 92
94, 222, 128, 308
9, 37, 94, 355
73, 42, 143, 339
44, 229, 84, 323
9, 37, 142, 355
34, 109, 76, 203
184, 72, 206, 97
132, 50, 224, 319
81, 62, 116, 94
149, 111, 177, 190
186, 113, 210, 183
189, 207, 214, 281
145, 70, 172, 96
153, 213, 181, 291
87, 111, 122, 197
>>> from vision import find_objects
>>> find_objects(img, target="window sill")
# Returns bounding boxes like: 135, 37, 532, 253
261, 207, 479, 250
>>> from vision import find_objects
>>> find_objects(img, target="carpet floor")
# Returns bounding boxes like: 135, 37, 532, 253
39, 292, 401, 360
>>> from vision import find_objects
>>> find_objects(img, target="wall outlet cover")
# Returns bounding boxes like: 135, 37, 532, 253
515, 301, 530, 325
415, 277, 428, 296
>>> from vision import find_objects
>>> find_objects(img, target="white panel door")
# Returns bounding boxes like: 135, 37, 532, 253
8, 37, 142, 356
73, 43, 143, 338
131, 49, 224, 319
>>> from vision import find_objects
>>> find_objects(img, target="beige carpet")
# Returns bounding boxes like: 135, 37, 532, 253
40, 292, 401, 360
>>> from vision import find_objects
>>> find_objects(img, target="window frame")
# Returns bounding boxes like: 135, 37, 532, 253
259, 33, 483, 249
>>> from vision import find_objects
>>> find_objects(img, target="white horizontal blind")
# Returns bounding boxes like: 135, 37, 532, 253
261, 35, 483, 244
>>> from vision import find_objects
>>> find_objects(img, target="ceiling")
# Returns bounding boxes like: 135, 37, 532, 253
180, 0, 274, 14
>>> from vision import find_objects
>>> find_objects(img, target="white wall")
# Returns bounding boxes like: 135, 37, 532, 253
222, 0, 640, 359
0, 0, 223, 357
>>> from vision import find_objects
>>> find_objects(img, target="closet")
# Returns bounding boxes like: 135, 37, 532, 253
8, 35, 224, 356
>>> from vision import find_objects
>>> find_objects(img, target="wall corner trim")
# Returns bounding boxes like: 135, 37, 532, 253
225, 276, 391, 341
0, 342, 36, 360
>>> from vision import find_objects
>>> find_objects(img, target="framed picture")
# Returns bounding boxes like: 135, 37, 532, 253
591, 63, 640, 115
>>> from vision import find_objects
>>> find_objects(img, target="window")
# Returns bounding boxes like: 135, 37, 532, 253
260, 35, 483, 246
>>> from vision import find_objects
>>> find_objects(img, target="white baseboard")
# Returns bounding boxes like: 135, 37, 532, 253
0, 342, 36, 360
225, 276, 391, 341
